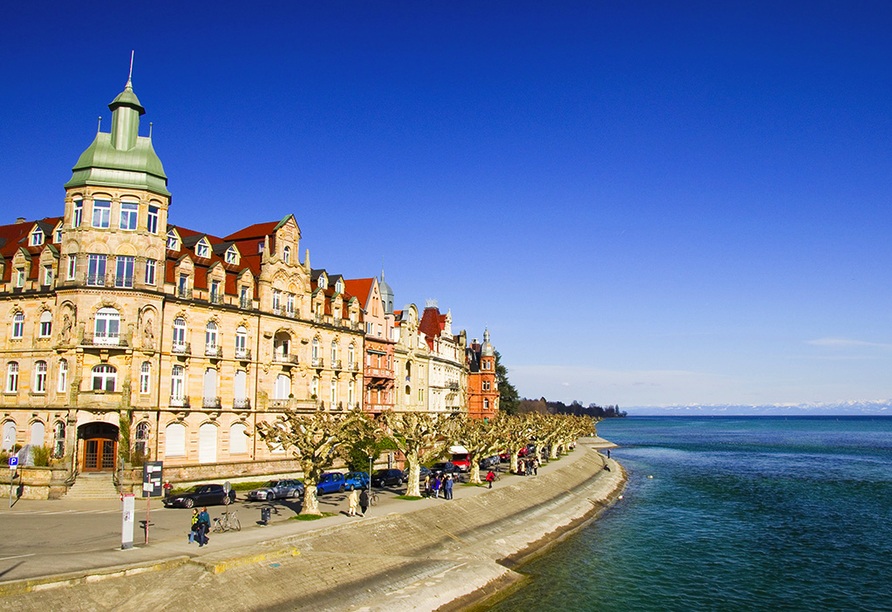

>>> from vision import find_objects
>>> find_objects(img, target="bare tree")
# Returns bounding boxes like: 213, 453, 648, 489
379, 410, 456, 497
256, 409, 347, 516
452, 415, 511, 484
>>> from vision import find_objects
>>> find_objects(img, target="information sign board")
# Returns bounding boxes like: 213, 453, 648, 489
142, 461, 163, 498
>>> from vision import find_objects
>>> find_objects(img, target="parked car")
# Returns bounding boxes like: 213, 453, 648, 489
372, 469, 405, 488
345, 472, 369, 490
246, 479, 304, 502
163, 484, 236, 508
316, 472, 347, 495
450, 453, 471, 472
430, 461, 462, 478
479, 455, 500, 470
403, 465, 432, 482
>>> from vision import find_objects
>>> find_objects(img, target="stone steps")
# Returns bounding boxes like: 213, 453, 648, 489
63, 473, 120, 500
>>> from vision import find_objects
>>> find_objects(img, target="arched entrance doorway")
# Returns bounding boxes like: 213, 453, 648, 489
78, 422, 118, 471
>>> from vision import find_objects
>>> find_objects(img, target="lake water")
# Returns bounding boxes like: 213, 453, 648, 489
485, 416, 892, 612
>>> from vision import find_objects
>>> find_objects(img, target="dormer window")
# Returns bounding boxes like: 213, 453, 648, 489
335, 279, 344, 294
283, 246, 291, 264
225, 247, 238, 265
30, 229, 44, 246
257, 241, 264, 254
195, 240, 210, 259
318, 275, 327, 290
166, 231, 179, 250
54, 227, 62, 243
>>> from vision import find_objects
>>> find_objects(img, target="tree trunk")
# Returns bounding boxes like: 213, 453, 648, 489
549, 443, 560, 460
301, 479, 320, 515
469, 460, 482, 484
405, 451, 421, 497
511, 446, 525, 474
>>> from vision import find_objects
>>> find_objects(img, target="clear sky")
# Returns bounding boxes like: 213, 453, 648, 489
3, 1, 891, 408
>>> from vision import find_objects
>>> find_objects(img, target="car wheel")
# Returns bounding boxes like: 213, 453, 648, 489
184, 498, 194, 509
348, 484, 354, 491
291, 489, 299, 499
339, 485, 345, 493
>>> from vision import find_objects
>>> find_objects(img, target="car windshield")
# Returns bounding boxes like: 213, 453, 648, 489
267, 481, 280, 487
186, 486, 203, 493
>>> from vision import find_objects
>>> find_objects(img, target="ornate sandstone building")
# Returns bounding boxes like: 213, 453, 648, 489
0, 76, 498, 496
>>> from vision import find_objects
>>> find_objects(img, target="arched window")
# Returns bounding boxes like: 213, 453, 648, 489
274, 374, 291, 400
311, 377, 319, 399
53, 420, 65, 458
483, 398, 490, 411
33, 361, 48, 393
330, 379, 338, 406
72, 199, 83, 228
331, 340, 338, 365
139, 361, 151, 394
348, 380, 355, 407
283, 245, 291, 264
312, 337, 320, 364
199, 423, 217, 463
2, 421, 16, 451
170, 365, 186, 405
39, 311, 53, 338
135, 422, 150, 459
205, 320, 218, 350
6, 362, 19, 392
12, 312, 24, 339
165, 422, 186, 457
57, 359, 68, 393
172, 317, 187, 352
230, 423, 248, 455
94, 307, 120, 345
348, 344, 355, 368
91, 364, 117, 391
30, 421, 45, 447
235, 326, 248, 358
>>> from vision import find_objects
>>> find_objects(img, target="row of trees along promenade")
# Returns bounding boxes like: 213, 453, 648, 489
256, 409, 600, 516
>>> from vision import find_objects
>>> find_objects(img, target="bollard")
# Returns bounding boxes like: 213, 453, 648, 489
261, 506, 271, 526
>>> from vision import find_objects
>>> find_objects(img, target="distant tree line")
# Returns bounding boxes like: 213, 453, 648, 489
517, 398, 627, 418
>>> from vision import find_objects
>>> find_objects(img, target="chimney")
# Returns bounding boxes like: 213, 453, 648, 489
16, 217, 26, 224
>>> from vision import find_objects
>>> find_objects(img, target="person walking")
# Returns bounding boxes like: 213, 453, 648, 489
188, 508, 199, 543
486, 470, 495, 489
434, 474, 442, 498
163, 480, 173, 499
197, 507, 210, 547
424, 474, 431, 497
359, 488, 370, 516
532, 458, 539, 476
444, 475, 454, 500
348, 487, 360, 516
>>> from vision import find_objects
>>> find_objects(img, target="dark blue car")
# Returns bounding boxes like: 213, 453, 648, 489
316, 472, 347, 495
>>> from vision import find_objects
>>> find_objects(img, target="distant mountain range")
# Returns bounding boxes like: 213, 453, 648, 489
627, 400, 892, 416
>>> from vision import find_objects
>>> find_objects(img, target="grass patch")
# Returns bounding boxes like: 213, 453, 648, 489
396, 495, 424, 500
290, 512, 335, 521
462, 482, 484, 487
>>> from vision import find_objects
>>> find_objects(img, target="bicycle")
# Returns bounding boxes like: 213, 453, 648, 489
212, 509, 241, 532
369, 490, 379, 506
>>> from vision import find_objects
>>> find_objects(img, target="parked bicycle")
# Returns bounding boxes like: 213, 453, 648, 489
212, 509, 241, 532
369, 490, 379, 506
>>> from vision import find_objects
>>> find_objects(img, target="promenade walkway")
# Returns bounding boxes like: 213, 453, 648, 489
0, 438, 624, 612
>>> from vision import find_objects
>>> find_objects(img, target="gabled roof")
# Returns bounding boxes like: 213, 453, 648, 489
343, 278, 375, 309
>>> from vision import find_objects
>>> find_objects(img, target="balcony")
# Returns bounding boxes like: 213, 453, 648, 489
239, 298, 253, 310
176, 287, 193, 300
235, 348, 252, 361
205, 345, 223, 358
169, 395, 190, 408
233, 398, 251, 410
348, 362, 360, 372
311, 357, 324, 368
82, 334, 128, 348
274, 353, 300, 365
285, 308, 298, 319
209, 293, 224, 305
171, 341, 191, 356
447, 382, 460, 391
202, 396, 222, 409
331, 359, 343, 370
269, 398, 320, 411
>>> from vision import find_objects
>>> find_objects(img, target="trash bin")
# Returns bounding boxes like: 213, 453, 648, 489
261, 507, 271, 525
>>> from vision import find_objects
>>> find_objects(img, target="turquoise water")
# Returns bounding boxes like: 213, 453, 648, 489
486, 416, 892, 612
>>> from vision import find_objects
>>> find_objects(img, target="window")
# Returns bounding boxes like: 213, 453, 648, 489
166, 231, 179, 250
170, 365, 185, 402
67, 255, 77, 280
140, 361, 151, 394
172, 317, 187, 351
483, 380, 491, 391
235, 326, 248, 358
92, 199, 111, 228
145, 259, 156, 286
272, 290, 281, 312
15, 268, 25, 288
6, 362, 19, 392
348, 380, 355, 406
286, 293, 295, 316
120, 202, 138, 230
330, 379, 337, 405
483, 398, 490, 410
165, 422, 186, 457
230, 423, 247, 455
335, 279, 344, 293
39, 311, 52, 338
348, 344, 355, 368
54, 227, 62, 243
72, 200, 83, 228
331, 341, 338, 364
94, 307, 120, 345
91, 365, 117, 391
240, 286, 250, 309
147, 206, 159, 234
115, 255, 135, 288
53, 420, 65, 458
257, 241, 264, 254
312, 338, 319, 362
225, 248, 237, 264
30, 421, 45, 447
311, 377, 319, 398
34, 361, 47, 393
12, 313, 24, 339
418, 388, 424, 402
135, 422, 149, 459
57, 359, 68, 393
274, 374, 291, 400
210, 280, 220, 303
283, 245, 291, 264
87, 254, 107, 286
1, 421, 16, 451
30, 229, 44, 246
43, 265, 53, 286
205, 321, 218, 350
178, 273, 188, 297
195, 240, 209, 258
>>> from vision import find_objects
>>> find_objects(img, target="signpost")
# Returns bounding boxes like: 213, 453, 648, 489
141, 462, 163, 544
8, 456, 17, 508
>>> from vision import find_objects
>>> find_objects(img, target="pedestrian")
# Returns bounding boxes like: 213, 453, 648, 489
532, 458, 539, 476
348, 487, 360, 516
424, 474, 431, 497
444, 475, 454, 500
163, 480, 173, 499
197, 507, 210, 547
607, 449, 611, 459
359, 488, 369, 516
434, 474, 441, 498
486, 470, 495, 489
188, 508, 199, 543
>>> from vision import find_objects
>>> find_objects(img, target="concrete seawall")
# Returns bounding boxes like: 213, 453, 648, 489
0, 442, 626, 611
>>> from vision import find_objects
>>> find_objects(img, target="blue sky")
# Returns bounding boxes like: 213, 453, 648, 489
3, 1, 892, 407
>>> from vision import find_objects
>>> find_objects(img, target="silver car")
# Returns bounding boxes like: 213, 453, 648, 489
246, 479, 304, 501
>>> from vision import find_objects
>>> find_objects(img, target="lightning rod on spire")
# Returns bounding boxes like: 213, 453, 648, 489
127, 50, 134, 86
